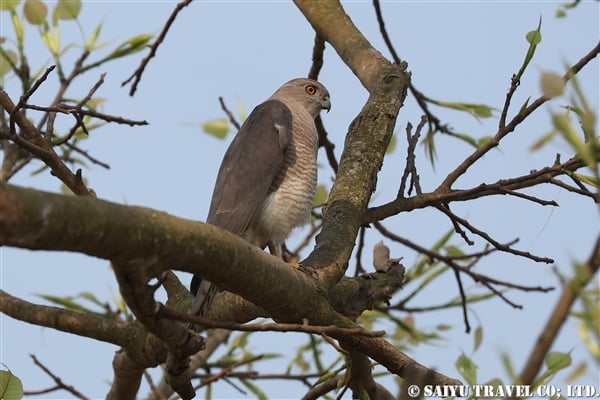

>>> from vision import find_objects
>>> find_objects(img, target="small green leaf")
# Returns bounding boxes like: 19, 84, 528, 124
519, 96, 531, 114
473, 325, 483, 352
0, 369, 24, 400
455, 353, 477, 385
477, 136, 492, 148
23, 0, 46, 25
386, 132, 397, 154
423, 128, 437, 166
544, 351, 572, 373
553, 112, 596, 169
236, 99, 247, 122
40, 22, 60, 56
0, 48, 18, 78
85, 22, 103, 51
565, 362, 587, 383
444, 245, 464, 257
201, 118, 229, 139
54, 0, 80, 20
516, 17, 542, 80
580, 110, 596, 142
313, 184, 328, 206
239, 379, 267, 400
78, 291, 105, 307
436, 323, 451, 331
565, 171, 599, 188
0, 0, 20, 11
453, 132, 478, 148
529, 130, 556, 151
429, 99, 494, 121
525, 26, 542, 46
10, 8, 24, 44
540, 71, 565, 98
501, 352, 518, 382
106, 33, 152, 60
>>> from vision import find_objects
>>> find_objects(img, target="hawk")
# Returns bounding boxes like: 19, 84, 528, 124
190, 78, 331, 327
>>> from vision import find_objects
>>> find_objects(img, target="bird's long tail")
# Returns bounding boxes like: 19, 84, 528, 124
188, 276, 220, 332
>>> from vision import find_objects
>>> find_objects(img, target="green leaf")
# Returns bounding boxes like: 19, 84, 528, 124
0, 369, 23, 400
455, 353, 477, 385
519, 96, 531, 115
313, 184, 328, 207
564, 171, 599, 188
429, 99, 494, 121
565, 362, 587, 383
10, 8, 24, 44
444, 245, 464, 257
239, 379, 268, 400
501, 352, 518, 382
423, 128, 437, 166
526, 24, 542, 46
540, 71, 565, 98
54, 0, 80, 20
473, 325, 483, 352
40, 21, 60, 56
106, 33, 152, 60
85, 22, 103, 51
533, 350, 573, 387
452, 132, 478, 149
516, 17, 542, 81
0, 48, 18, 78
386, 132, 397, 154
529, 130, 556, 151
201, 118, 229, 139
0, 0, 20, 11
553, 112, 596, 169
236, 99, 247, 122
477, 136, 492, 148
77, 291, 105, 307
23, 0, 46, 25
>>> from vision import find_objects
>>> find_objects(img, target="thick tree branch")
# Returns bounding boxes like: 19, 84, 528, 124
0, 183, 460, 387
0, 289, 140, 348
294, 0, 410, 290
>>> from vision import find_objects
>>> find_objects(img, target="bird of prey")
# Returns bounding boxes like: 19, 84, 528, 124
189, 78, 331, 327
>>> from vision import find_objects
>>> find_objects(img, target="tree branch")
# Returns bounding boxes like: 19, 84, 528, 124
0, 182, 461, 387
517, 234, 600, 386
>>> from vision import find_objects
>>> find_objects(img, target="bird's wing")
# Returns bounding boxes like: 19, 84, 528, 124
206, 99, 292, 235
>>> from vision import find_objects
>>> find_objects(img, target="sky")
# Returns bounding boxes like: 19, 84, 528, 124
1, 1, 599, 399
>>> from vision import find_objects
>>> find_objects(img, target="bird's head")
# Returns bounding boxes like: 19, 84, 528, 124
271, 78, 331, 118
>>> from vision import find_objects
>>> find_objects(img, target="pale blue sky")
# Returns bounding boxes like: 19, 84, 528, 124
1, 1, 599, 398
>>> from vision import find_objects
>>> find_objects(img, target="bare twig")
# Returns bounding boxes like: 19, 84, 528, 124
24, 103, 148, 127
399, 116, 426, 198
63, 142, 111, 169
218, 96, 241, 130
27, 355, 90, 400
307, 32, 338, 173
198, 355, 263, 387
157, 305, 385, 338
122, 0, 193, 95
308, 33, 325, 80
373, 221, 555, 322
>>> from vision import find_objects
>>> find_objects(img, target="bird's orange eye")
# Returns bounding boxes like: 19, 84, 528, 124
305, 85, 317, 95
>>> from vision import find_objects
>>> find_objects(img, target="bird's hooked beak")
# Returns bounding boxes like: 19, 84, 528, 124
321, 96, 331, 113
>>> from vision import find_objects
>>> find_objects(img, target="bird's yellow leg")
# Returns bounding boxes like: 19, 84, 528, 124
268, 241, 301, 269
